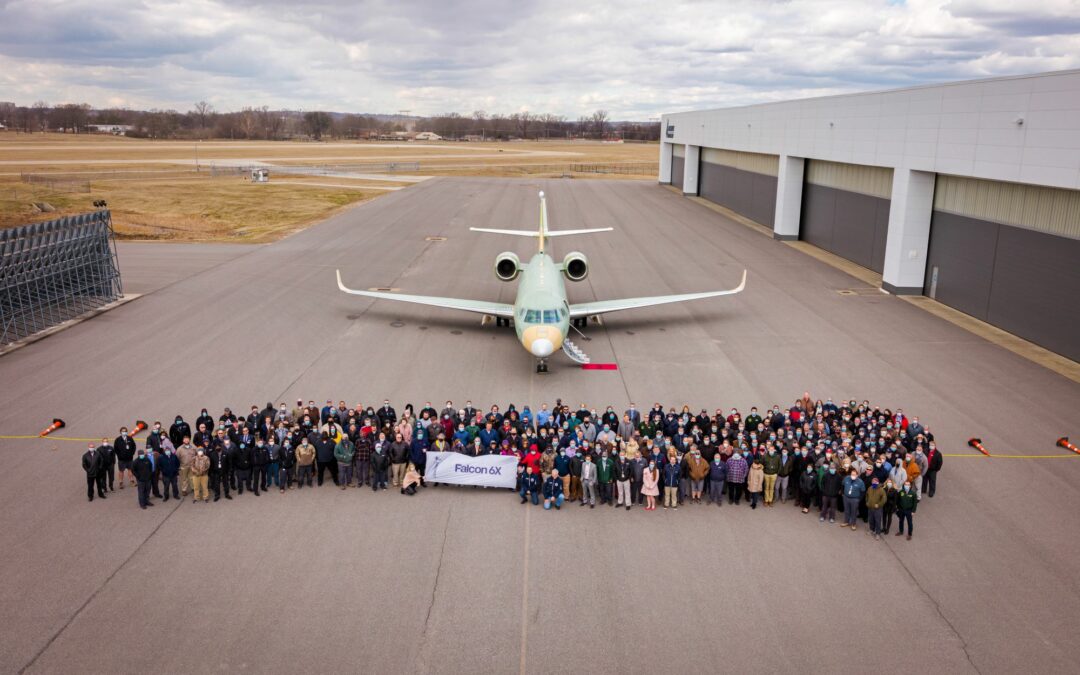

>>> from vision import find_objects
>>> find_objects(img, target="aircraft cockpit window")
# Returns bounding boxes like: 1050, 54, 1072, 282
524, 310, 540, 323
542, 310, 558, 323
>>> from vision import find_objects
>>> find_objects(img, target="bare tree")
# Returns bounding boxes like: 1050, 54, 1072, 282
32, 101, 49, 132
591, 110, 609, 138
192, 101, 215, 130
303, 111, 332, 140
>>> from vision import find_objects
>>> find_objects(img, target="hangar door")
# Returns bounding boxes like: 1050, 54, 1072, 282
800, 160, 892, 273
670, 144, 685, 191
925, 175, 1080, 362
698, 149, 779, 227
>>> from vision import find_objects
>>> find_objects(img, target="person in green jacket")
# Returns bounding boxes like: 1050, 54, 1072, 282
865, 478, 887, 539
896, 481, 918, 540
334, 436, 356, 490
596, 449, 614, 506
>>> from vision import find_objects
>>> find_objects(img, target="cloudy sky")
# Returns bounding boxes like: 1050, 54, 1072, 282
1, 0, 1078, 119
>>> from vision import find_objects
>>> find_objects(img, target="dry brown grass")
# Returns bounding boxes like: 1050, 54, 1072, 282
0, 133, 659, 241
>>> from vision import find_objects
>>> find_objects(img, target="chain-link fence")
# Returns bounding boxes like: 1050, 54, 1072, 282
1, 210, 123, 346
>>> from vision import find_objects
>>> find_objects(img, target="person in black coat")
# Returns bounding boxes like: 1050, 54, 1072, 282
96, 438, 115, 492
207, 443, 231, 501
250, 440, 269, 496
195, 409, 214, 434
168, 416, 191, 448
277, 442, 296, 492
82, 445, 105, 501
132, 449, 154, 509
314, 433, 338, 486
376, 400, 397, 428
229, 441, 251, 495
114, 427, 137, 488
160, 448, 181, 501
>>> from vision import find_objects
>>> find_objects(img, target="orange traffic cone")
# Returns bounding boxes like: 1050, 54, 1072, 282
39, 418, 66, 437
1057, 437, 1079, 455
967, 437, 990, 456
131, 420, 148, 436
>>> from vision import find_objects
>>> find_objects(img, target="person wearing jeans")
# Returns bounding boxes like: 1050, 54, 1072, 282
543, 470, 564, 510
841, 469, 865, 530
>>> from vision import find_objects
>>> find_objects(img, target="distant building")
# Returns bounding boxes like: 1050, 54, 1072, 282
414, 131, 442, 141
86, 124, 134, 135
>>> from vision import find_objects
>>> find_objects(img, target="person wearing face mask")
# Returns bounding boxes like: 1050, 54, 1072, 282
641, 459, 659, 510
747, 457, 765, 509
176, 436, 197, 498
629, 450, 646, 506
776, 446, 794, 504
841, 469, 866, 530
207, 441, 231, 501
160, 445, 180, 501
725, 450, 748, 506
596, 449, 614, 506
191, 447, 211, 503
882, 479, 899, 534
580, 454, 598, 508
82, 444, 105, 502
819, 464, 842, 523
168, 415, 191, 449
923, 442, 943, 498
96, 437, 115, 493
295, 438, 316, 488
761, 446, 780, 507
707, 451, 726, 507
686, 446, 709, 505
896, 481, 917, 540
114, 426, 137, 489
865, 477, 887, 540
132, 448, 154, 509
613, 449, 633, 510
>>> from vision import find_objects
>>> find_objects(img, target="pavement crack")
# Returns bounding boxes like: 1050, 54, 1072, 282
18, 497, 184, 674
886, 543, 981, 675
413, 505, 452, 670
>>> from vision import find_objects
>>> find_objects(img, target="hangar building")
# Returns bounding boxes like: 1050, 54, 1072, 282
660, 70, 1080, 362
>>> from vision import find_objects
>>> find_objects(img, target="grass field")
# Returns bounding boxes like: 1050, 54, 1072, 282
0, 133, 658, 241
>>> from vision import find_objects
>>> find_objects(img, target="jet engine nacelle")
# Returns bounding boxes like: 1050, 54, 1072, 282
562, 252, 588, 282
494, 252, 521, 282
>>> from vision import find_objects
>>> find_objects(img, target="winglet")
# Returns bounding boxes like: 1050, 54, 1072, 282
336, 269, 353, 293
734, 268, 747, 293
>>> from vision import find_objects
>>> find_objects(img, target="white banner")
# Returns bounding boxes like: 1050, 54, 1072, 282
424, 452, 518, 488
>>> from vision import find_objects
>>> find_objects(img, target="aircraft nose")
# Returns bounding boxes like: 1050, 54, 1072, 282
530, 338, 554, 358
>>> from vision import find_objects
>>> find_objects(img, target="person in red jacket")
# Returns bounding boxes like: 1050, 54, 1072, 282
520, 444, 542, 475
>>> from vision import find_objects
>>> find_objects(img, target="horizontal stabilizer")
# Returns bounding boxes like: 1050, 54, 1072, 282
469, 227, 613, 237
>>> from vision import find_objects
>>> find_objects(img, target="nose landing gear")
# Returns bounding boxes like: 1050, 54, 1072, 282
536, 359, 548, 373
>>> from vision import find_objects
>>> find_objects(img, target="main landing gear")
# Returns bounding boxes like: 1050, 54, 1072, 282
495, 317, 511, 327
536, 359, 548, 374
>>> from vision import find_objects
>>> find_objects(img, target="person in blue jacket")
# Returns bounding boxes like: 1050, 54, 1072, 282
519, 466, 541, 505
160, 447, 181, 502
543, 469, 565, 510
841, 468, 866, 530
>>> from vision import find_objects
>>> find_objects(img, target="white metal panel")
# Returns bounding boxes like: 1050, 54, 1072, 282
805, 160, 894, 199
700, 148, 779, 176
934, 175, 1080, 239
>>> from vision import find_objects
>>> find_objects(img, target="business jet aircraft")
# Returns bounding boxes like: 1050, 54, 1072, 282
337, 191, 746, 372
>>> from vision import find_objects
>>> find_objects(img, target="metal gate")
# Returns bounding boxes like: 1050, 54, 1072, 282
1, 210, 123, 346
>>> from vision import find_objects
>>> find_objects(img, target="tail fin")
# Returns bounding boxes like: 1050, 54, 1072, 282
469, 192, 613, 252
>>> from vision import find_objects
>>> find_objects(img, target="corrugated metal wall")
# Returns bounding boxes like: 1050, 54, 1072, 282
805, 160, 893, 199
934, 175, 1080, 240
701, 149, 779, 177
697, 148, 779, 227
671, 144, 685, 158
800, 160, 893, 273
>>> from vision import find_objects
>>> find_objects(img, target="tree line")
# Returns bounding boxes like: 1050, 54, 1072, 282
0, 101, 660, 141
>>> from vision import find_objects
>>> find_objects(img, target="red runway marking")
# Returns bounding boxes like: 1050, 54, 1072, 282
581, 363, 618, 370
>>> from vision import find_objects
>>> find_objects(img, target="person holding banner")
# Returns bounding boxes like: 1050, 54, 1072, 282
543, 469, 564, 510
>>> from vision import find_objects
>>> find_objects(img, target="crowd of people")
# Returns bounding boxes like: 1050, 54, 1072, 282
80, 394, 942, 539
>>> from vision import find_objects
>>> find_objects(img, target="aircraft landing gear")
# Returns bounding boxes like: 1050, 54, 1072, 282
496, 317, 511, 327
536, 359, 548, 373
572, 317, 588, 328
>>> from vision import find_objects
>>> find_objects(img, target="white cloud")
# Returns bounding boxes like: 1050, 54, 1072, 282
0, 0, 1077, 118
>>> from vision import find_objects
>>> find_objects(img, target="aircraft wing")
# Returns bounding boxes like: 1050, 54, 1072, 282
568, 270, 746, 318
336, 270, 515, 318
